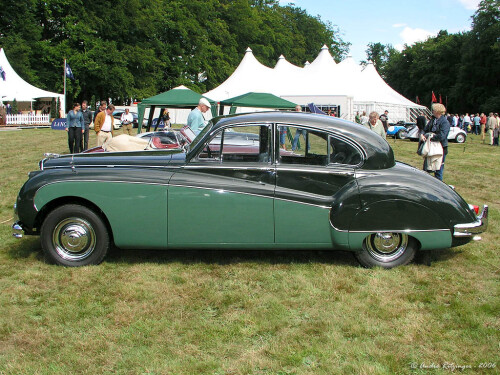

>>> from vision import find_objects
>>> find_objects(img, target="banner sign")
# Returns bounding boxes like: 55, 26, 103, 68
51, 118, 67, 130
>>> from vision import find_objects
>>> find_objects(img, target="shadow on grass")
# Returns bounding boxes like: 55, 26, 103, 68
106, 247, 361, 266
5, 239, 461, 268
6, 236, 43, 261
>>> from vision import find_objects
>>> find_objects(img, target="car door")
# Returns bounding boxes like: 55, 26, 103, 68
168, 123, 275, 247
274, 124, 362, 246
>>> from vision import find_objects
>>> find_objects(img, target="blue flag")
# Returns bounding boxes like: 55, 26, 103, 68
0, 66, 5, 81
65, 63, 75, 80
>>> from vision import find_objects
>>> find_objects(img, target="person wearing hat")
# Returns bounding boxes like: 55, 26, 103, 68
187, 98, 211, 134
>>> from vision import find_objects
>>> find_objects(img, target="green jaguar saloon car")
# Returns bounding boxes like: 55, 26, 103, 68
12, 111, 487, 268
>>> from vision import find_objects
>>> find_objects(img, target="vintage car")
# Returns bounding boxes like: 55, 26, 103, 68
386, 124, 408, 139
406, 123, 467, 143
12, 112, 487, 268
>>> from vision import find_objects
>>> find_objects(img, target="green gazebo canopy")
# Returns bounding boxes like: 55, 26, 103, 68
137, 85, 216, 132
219, 92, 297, 114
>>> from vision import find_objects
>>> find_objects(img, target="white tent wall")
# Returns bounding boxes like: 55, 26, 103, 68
0, 48, 64, 117
204, 46, 426, 123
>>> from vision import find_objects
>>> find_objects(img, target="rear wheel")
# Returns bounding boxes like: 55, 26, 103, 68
41, 204, 109, 266
355, 233, 417, 268
455, 133, 466, 143
396, 129, 407, 139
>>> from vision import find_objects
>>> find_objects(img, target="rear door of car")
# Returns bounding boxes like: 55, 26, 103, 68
274, 124, 361, 246
167, 123, 276, 247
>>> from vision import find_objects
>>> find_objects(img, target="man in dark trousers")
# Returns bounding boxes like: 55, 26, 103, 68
379, 110, 389, 132
80, 100, 93, 151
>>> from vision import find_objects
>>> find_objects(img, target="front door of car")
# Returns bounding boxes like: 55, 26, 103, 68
168, 124, 275, 246
274, 125, 361, 245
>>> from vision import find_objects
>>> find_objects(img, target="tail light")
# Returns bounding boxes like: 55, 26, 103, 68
469, 204, 479, 215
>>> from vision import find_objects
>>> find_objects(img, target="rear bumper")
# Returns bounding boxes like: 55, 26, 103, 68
453, 205, 488, 238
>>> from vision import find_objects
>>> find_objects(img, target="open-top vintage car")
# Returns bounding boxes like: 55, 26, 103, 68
13, 112, 487, 268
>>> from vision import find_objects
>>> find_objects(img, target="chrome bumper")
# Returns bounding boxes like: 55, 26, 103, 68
12, 221, 24, 238
453, 205, 488, 238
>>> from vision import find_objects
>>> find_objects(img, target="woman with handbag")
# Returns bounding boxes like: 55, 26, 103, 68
420, 103, 450, 181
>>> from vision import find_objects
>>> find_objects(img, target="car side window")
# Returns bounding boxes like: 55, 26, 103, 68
197, 124, 271, 163
278, 125, 329, 166
329, 136, 362, 165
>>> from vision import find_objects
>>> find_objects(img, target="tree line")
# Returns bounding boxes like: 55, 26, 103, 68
0, 0, 349, 109
364, 0, 499, 114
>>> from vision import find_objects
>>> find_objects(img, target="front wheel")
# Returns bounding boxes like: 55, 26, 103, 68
41, 204, 109, 266
354, 233, 417, 269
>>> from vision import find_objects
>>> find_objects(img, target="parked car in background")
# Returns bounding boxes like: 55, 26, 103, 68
406, 123, 467, 143
113, 110, 139, 129
386, 123, 408, 139
13, 112, 487, 268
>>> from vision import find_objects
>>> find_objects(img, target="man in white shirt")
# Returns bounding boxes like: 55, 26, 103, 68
121, 108, 134, 135
463, 113, 471, 132
94, 104, 115, 146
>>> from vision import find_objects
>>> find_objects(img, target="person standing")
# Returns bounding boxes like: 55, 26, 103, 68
480, 113, 487, 142
121, 108, 134, 135
473, 113, 481, 135
161, 108, 171, 129
93, 101, 107, 123
486, 112, 496, 145
360, 111, 368, 124
355, 111, 361, 124
379, 110, 389, 132
420, 103, 450, 181
363, 111, 386, 139
494, 113, 500, 146
94, 104, 115, 146
80, 100, 93, 151
66, 103, 84, 153
187, 98, 211, 134
463, 113, 471, 132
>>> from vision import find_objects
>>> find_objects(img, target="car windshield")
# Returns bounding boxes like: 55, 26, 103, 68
188, 121, 213, 152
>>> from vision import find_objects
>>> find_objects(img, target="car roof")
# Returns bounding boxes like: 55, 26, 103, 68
206, 111, 395, 170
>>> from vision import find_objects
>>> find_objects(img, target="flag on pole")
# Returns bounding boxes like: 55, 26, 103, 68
439, 94, 442, 104
431, 91, 437, 103
0, 66, 6, 81
65, 62, 75, 80
416, 96, 420, 105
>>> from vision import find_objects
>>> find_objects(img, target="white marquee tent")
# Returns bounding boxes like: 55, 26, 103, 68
204, 45, 427, 122
0, 48, 64, 109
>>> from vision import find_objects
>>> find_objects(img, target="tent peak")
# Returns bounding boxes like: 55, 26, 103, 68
245, 47, 252, 53
278, 55, 285, 59
173, 85, 190, 90
321, 45, 328, 50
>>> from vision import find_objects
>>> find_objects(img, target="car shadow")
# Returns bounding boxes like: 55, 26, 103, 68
7, 237, 44, 261
106, 247, 361, 266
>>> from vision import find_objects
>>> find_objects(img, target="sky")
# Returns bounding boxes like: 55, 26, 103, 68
279, 0, 481, 63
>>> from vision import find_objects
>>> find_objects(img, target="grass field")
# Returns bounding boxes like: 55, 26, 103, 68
0, 128, 498, 374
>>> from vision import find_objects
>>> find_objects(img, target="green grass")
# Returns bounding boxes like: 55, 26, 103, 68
0, 129, 498, 374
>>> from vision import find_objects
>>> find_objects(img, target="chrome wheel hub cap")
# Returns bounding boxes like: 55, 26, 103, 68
366, 232, 408, 263
53, 218, 96, 260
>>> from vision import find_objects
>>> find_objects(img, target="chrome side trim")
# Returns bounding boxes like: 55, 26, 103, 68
453, 205, 488, 237
348, 228, 449, 233
183, 165, 273, 171
41, 164, 175, 170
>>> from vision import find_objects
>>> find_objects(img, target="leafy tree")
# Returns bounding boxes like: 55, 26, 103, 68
50, 97, 57, 118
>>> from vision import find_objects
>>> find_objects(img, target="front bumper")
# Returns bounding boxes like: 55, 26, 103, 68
12, 222, 24, 238
453, 205, 488, 238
